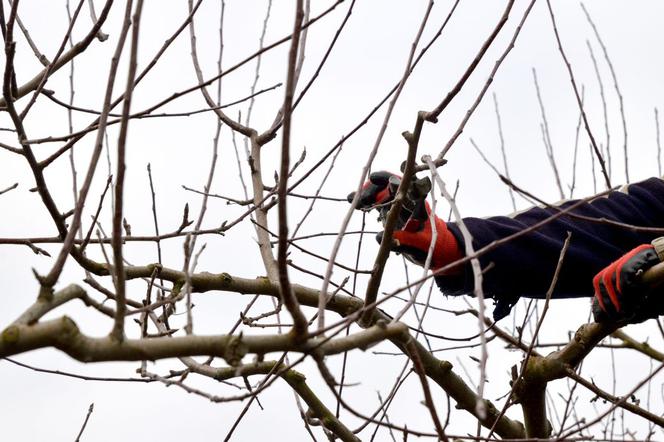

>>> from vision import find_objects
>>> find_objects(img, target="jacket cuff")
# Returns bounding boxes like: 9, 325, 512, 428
651, 236, 664, 262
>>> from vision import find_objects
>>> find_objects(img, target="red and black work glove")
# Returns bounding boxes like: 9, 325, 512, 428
348, 171, 463, 272
592, 243, 663, 323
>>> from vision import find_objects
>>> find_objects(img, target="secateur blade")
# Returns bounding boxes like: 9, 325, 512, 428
397, 175, 432, 231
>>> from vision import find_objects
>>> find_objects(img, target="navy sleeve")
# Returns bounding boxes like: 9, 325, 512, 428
437, 178, 664, 320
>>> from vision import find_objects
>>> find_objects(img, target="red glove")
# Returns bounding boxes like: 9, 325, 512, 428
592, 244, 661, 322
349, 171, 463, 272
382, 203, 463, 271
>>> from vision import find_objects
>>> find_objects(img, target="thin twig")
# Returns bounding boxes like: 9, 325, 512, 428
14, 13, 49, 65
65, 0, 80, 238
493, 92, 516, 211
0, 1, 114, 108
0, 182, 18, 196
532, 68, 565, 199
37, 0, 205, 168
560, 362, 664, 439
74, 403, 94, 442
580, 3, 628, 182
40, 0, 132, 289
406, 339, 448, 442
340, 1, 435, 329
586, 40, 611, 178
4, 357, 151, 382
87, 0, 109, 41
546, 0, 610, 188
437, 0, 535, 159
569, 86, 585, 198
425, 155, 488, 420
18, 0, 86, 120
111, 0, 145, 341
276, 0, 309, 337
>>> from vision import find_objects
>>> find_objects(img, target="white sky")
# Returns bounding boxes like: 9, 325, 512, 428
1, 0, 664, 440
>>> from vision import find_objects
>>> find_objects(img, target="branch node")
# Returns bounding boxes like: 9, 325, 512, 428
224, 334, 248, 366
37, 285, 54, 301
423, 111, 437, 123
439, 360, 452, 373
218, 272, 233, 287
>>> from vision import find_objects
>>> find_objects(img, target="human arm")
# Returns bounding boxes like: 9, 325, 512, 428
351, 173, 664, 321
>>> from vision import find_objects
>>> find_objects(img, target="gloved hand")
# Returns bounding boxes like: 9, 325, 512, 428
348, 171, 463, 271
592, 243, 663, 322
347, 171, 399, 212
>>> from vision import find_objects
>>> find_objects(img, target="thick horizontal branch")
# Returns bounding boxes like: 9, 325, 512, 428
9, 263, 525, 438
82, 263, 368, 318
0, 315, 407, 364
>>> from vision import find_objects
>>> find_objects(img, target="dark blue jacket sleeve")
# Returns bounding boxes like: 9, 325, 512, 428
437, 178, 664, 320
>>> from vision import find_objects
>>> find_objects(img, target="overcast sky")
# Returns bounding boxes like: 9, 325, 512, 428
1, 1, 664, 440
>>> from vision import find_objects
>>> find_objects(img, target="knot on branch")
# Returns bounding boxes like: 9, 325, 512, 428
61, 317, 83, 345
256, 276, 272, 291
572, 323, 595, 349
217, 272, 233, 288
223, 335, 248, 366
147, 263, 163, 275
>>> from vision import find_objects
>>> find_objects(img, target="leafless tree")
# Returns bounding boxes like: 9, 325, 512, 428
1, 1, 663, 440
